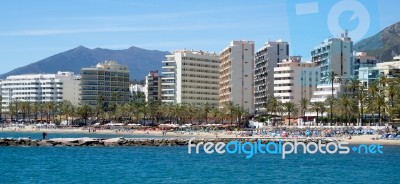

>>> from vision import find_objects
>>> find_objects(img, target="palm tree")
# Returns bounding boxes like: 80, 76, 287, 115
346, 77, 359, 98
367, 81, 381, 124
357, 84, 367, 126
201, 102, 212, 124
311, 102, 325, 125
367, 93, 387, 126
210, 106, 220, 123
326, 71, 341, 125
283, 102, 297, 126
386, 80, 396, 124
61, 101, 75, 125
31, 102, 40, 123
131, 101, 143, 123
19, 101, 31, 123
266, 96, 280, 126
234, 104, 246, 128
225, 101, 236, 125
368, 81, 379, 98
76, 104, 93, 128
44, 102, 56, 123
337, 94, 352, 126
378, 73, 389, 88
8, 100, 18, 123
95, 94, 105, 122
299, 98, 309, 117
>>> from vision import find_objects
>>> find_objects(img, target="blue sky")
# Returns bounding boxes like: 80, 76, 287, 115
0, 0, 399, 74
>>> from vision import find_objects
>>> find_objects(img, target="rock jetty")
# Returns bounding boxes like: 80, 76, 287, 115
0, 137, 338, 147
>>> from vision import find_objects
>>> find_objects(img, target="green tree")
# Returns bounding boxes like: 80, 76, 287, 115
283, 102, 297, 126
76, 104, 93, 128
311, 102, 325, 125
299, 98, 309, 116
266, 97, 279, 126
201, 102, 212, 124
326, 71, 341, 125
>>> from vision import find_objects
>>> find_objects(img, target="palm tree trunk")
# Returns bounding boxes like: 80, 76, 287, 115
331, 82, 333, 126
378, 106, 381, 126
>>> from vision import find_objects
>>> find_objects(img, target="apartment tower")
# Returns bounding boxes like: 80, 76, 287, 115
219, 40, 255, 113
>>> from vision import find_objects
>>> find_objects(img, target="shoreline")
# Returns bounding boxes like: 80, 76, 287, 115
1, 126, 400, 145
1, 136, 400, 147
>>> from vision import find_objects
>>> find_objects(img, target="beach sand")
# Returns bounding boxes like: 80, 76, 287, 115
2, 126, 400, 145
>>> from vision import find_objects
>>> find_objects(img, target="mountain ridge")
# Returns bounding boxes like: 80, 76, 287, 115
0, 46, 170, 80
354, 21, 400, 61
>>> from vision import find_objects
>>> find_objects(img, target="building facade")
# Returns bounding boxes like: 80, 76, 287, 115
309, 32, 353, 103
161, 50, 220, 106
358, 56, 400, 87
80, 60, 130, 106
311, 31, 353, 83
144, 70, 161, 102
354, 52, 378, 77
130, 84, 144, 93
254, 40, 289, 110
274, 56, 319, 103
220, 40, 255, 113
1, 71, 80, 111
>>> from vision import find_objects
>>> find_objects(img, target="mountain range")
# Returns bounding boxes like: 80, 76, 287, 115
0, 46, 169, 80
354, 21, 400, 61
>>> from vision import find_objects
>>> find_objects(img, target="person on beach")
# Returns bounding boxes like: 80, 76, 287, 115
42, 132, 48, 140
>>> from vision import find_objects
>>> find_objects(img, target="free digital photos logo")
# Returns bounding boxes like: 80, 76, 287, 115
188, 138, 384, 159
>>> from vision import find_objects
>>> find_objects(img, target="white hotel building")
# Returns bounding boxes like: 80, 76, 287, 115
219, 41, 254, 113
161, 50, 220, 106
1, 71, 80, 111
254, 40, 289, 110
274, 56, 319, 103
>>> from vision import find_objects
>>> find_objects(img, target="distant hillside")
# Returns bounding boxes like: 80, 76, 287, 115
354, 21, 400, 61
0, 46, 169, 80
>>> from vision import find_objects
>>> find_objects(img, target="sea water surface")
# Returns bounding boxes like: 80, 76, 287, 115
0, 132, 399, 184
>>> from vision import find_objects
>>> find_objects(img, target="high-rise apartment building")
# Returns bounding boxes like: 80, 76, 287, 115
310, 32, 353, 103
161, 50, 220, 106
254, 40, 289, 110
80, 60, 130, 106
311, 31, 353, 83
144, 70, 161, 102
274, 56, 319, 103
220, 41, 254, 113
1, 71, 80, 111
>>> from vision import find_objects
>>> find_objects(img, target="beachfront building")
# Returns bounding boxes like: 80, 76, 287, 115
161, 50, 220, 106
310, 32, 353, 103
1, 71, 81, 111
254, 40, 289, 110
144, 70, 161, 102
274, 56, 319, 103
80, 60, 130, 106
311, 31, 353, 83
130, 84, 144, 94
354, 52, 378, 77
358, 56, 400, 87
220, 40, 255, 113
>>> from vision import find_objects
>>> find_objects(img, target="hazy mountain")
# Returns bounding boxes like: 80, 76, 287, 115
0, 46, 169, 80
354, 21, 400, 61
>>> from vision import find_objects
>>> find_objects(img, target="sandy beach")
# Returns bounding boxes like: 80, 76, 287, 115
1, 126, 400, 145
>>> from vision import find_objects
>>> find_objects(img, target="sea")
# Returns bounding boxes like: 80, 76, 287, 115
0, 132, 399, 184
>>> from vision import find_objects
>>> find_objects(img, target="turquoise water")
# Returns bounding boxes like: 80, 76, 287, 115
1, 132, 399, 183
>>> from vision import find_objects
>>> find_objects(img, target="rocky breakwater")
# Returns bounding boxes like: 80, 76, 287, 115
0, 137, 339, 147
